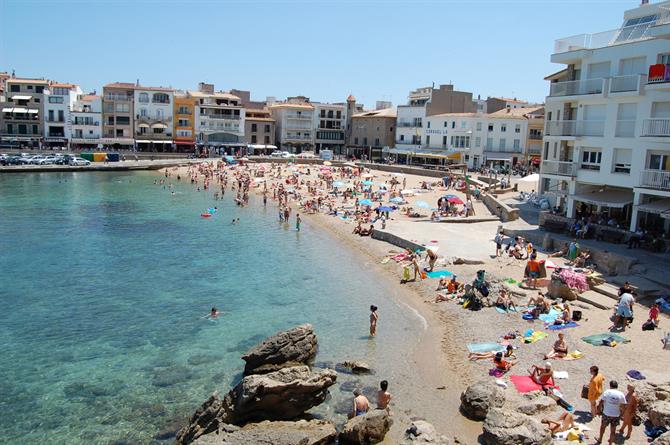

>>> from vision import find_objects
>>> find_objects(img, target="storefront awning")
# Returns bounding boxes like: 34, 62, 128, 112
138, 123, 150, 128
151, 123, 168, 129
12, 95, 32, 100
175, 141, 195, 145
636, 198, 670, 215
570, 189, 634, 208
136, 140, 173, 144
2, 107, 14, 113
27, 109, 38, 114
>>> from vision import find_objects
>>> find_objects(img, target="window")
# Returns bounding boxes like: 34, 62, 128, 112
354, 137, 359, 145
251, 135, 257, 143
461, 121, 466, 129
265, 125, 270, 132
139, 108, 147, 117
450, 135, 470, 148
58, 110, 64, 122
648, 153, 670, 171
515, 124, 521, 133
544, 142, 550, 159
32, 124, 38, 134
427, 121, 431, 129
104, 103, 113, 112
488, 124, 494, 132
48, 96, 64, 104
336, 111, 341, 119
513, 139, 520, 150
48, 110, 54, 121
116, 116, 130, 125
108, 116, 114, 125
18, 124, 27, 134
139, 93, 149, 103
153, 127, 164, 134
363, 137, 368, 146
613, 148, 632, 174
475, 137, 481, 148
375, 138, 380, 146
476, 122, 482, 131
36, 86, 44, 93
6, 124, 13, 134
400, 134, 404, 141
451, 121, 455, 129
443, 121, 448, 128
501, 124, 507, 132
251, 123, 258, 132
265, 136, 270, 144
581, 148, 602, 170
547, 111, 552, 121
139, 127, 147, 135
178, 106, 189, 114
426, 135, 430, 145
10, 85, 19, 92
442, 136, 447, 146
178, 119, 189, 127
115, 103, 129, 113
486, 138, 493, 149
499, 139, 506, 150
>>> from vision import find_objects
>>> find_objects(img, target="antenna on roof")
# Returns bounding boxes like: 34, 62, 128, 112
136, 79, 140, 87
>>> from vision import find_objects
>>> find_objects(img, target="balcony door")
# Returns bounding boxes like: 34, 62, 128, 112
648, 153, 670, 171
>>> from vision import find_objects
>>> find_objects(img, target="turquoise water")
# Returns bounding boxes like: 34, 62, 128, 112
0, 171, 421, 445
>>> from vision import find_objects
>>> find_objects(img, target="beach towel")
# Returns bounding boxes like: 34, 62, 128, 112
495, 305, 526, 314
523, 331, 548, 343
510, 375, 559, 393
561, 350, 584, 361
425, 270, 452, 278
581, 333, 630, 346
553, 371, 569, 379
467, 343, 505, 353
538, 308, 561, 324
547, 321, 580, 331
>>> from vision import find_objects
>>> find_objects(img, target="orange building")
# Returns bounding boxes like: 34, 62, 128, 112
173, 92, 196, 152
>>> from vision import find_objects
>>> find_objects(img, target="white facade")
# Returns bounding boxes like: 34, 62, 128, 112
425, 113, 528, 169
134, 88, 174, 148
270, 103, 314, 152
312, 102, 346, 152
396, 105, 425, 148
70, 95, 102, 146
43, 83, 81, 146
193, 91, 245, 148
540, 0, 670, 232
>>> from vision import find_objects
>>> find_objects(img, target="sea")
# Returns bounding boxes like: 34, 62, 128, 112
0, 170, 422, 445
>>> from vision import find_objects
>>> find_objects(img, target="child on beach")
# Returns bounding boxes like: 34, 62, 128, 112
369, 305, 378, 337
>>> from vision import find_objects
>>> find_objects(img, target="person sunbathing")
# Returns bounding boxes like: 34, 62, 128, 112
544, 332, 568, 360
541, 412, 575, 434
436, 276, 449, 291
495, 290, 517, 312
529, 362, 554, 386
572, 250, 591, 268
548, 243, 569, 258
468, 344, 516, 361
434, 293, 453, 303
553, 304, 571, 325
446, 276, 461, 294
492, 351, 516, 372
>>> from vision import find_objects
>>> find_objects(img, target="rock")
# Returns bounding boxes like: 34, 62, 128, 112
482, 408, 551, 445
451, 257, 485, 265
337, 361, 372, 374
637, 381, 670, 414
177, 366, 337, 444
242, 324, 318, 375
459, 381, 505, 421
339, 410, 393, 445
402, 420, 451, 444
649, 401, 670, 428
514, 393, 558, 416
191, 420, 337, 445
653, 431, 670, 445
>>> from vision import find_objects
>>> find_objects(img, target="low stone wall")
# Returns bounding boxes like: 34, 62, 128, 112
482, 193, 518, 222
355, 163, 457, 179
371, 229, 425, 252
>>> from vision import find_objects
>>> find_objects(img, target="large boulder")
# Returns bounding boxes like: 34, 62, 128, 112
653, 431, 670, 445
649, 401, 670, 428
481, 408, 552, 445
514, 393, 558, 416
337, 361, 372, 374
402, 420, 451, 444
637, 381, 670, 413
460, 381, 505, 421
242, 324, 318, 375
339, 410, 393, 445
177, 366, 337, 444
191, 420, 337, 445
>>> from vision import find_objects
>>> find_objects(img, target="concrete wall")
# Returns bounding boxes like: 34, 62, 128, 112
372, 229, 425, 252
483, 193, 519, 222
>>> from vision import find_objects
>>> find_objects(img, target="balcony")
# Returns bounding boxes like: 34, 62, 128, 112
204, 114, 240, 120
397, 122, 421, 128
609, 74, 643, 94
647, 64, 670, 90
642, 119, 670, 137
529, 133, 543, 140
541, 160, 576, 176
639, 170, 670, 190
285, 114, 312, 120
545, 120, 605, 137
104, 95, 132, 102
549, 78, 604, 97
136, 115, 173, 123
46, 117, 66, 123
73, 120, 100, 126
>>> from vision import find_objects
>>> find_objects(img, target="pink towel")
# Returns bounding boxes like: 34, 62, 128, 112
510, 375, 559, 393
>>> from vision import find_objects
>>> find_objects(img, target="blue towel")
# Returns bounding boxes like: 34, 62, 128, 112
538, 308, 561, 323
426, 270, 452, 278
547, 321, 579, 330
467, 342, 505, 353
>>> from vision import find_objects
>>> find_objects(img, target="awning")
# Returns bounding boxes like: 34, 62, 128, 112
175, 141, 195, 145
70, 138, 100, 144
27, 109, 39, 114
570, 189, 634, 208
636, 198, 670, 215
12, 107, 28, 113
486, 157, 512, 162
136, 139, 173, 144
2, 108, 13, 113
151, 123, 168, 129
97, 138, 134, 145
138, 123, 150, 128
12, 95, 32, 100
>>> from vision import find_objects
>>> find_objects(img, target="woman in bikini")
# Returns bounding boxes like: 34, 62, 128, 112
544, 332, 568, 360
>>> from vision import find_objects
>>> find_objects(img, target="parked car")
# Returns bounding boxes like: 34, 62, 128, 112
69, 157, 91, 166
55, 155, 74, 165
29, 156, 47, 165
38, 156, 60, 165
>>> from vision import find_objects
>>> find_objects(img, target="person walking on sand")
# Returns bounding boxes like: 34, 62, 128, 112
588, 366, 605, 419
369, 305, 378, 337
494, 230, 504, 257
618, 384, 637, 439
377, 380, 392, 411
596, 380, 627, 445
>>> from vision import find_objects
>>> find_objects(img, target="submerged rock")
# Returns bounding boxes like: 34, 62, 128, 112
339, 410, 393, 445
337, 361, 372, 375
242, 324, 318, 375
177, 366, 337, 444
152, 366, 194, 387
459, 381, 505, 421
63, 382, 111, 399
191, 420, 337, 445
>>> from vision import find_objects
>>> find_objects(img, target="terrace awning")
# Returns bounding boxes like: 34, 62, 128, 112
2, 108, 13, 112
27, 109, 38, 114
151, 123, 168, 129
12, 107, 28, 113
570, 189, 634, 208
12, 95, 32, 100
636, 198, 670, 215
138, 123, 150, 128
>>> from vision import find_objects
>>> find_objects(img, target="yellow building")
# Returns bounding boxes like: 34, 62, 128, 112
174, 93, 196, 152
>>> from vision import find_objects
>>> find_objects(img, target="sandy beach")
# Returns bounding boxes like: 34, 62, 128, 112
167, 159, 670, 444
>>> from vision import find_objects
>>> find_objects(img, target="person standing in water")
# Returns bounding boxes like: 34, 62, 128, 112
369, 305, 378, 337
296, 213, 301, 231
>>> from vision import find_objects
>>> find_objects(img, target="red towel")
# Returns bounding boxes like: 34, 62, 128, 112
510, 375, 559, 393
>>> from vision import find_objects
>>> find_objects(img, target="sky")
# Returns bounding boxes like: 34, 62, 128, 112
0, 0, 644, 108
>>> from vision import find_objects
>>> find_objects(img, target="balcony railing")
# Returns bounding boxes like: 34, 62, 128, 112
104, 95, 132, 101
397, 122, 421, 128
615, 120, 636, 137
549, 78, 604, 97
545, 120, 605, 137
73, 120, 100, 126
554, 22, 658, 54
541, 160, 576, 176
529, 133, 543, 140
642, 118, 670, 137
609, 74, 642, 93
46, 117, 66, 123
639, 169, 670, 190
203, 114, 240, 120
285, 114, 312, 120
648, 64, 670, 84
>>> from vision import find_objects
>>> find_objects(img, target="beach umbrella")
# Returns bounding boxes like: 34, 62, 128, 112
390, 197, 405, 204
415, 200, 431, 209
378, 205, 393, 212
362, 180, 374, 186
362, 173, 374, 178
447, 196, 464, 205
359, 199, 374, 206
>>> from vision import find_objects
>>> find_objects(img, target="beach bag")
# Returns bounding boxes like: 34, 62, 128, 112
572, 310, 582, 322
642, 320, 656, 331
581, 384, 590, 399
402, 267, 410, 282
478, 284, 489, 298
602, 337, 617, 347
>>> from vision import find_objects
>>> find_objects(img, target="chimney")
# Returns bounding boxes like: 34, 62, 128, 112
136, 79, 140, 87
641, 0, 648, 4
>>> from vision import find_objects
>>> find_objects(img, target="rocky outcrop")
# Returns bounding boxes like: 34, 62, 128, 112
402, 420, 451, 444
337, 361, 372, 374
191, 420, 337, 445
177, 366, 337, 444
649, 401, 670, 428
515, 393, 558, 416
460, 381, 506, 421
339, 410, 393, 445
633, 380, 670, 425
242, 324, 318, 375
481, 408, 551, 445
653, 431, 670, 445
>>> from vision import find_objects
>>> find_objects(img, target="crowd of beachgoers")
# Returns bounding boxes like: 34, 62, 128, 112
156, 159, 669, 445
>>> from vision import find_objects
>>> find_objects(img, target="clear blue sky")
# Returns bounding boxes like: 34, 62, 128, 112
0, 0, 640, 108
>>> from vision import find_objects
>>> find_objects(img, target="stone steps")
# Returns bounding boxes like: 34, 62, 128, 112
608, 275, 665, 297
592, 282, 620, 300
578, 290, 615, 310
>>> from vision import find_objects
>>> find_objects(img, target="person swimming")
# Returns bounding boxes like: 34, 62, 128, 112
207, 307, 220, 319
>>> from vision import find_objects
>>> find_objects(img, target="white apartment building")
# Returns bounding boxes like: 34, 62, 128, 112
540, 0, 670, 233
192, 86, 245, 154
312, 102, 346, 153
270, 98, 314, 153
396, 87, 432, 149
43, 82, 81, 148
134, 86, 174, 151
424, 112, 530, 169
70, 94, 102, 150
